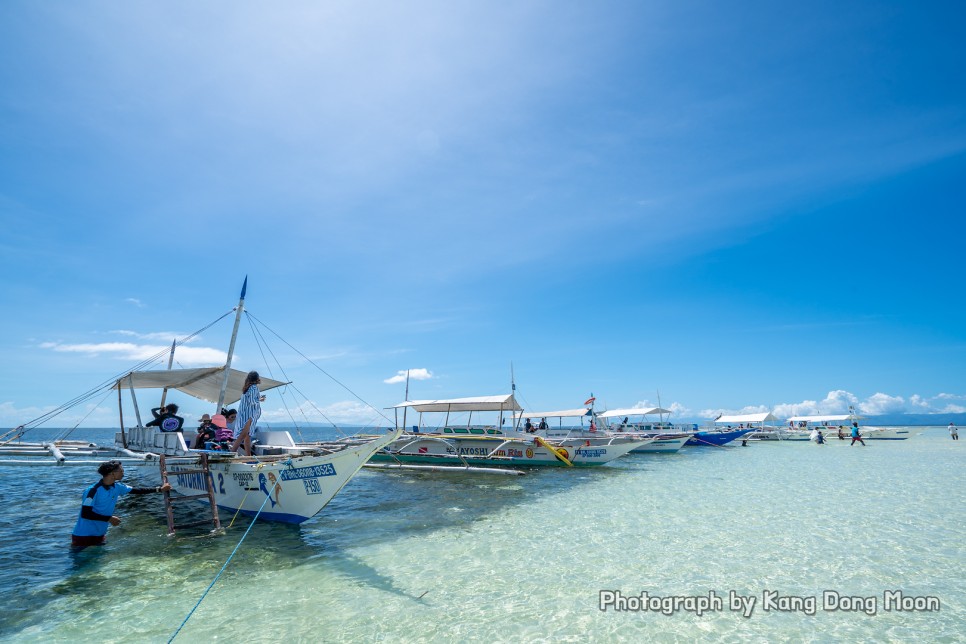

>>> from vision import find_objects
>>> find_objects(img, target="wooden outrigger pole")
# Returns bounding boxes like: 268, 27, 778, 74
216, 277, 248, 414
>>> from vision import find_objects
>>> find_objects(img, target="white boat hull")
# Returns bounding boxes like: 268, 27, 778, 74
165, 430, 399, 524
370, 432, 650, 467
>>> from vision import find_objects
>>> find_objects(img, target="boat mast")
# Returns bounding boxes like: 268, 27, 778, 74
402, 369, 410, 431
216, 277, 248, 414
158, 339, 177, 409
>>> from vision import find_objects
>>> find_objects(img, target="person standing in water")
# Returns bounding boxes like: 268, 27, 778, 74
71, 460, 170, 548
850, 422, 866, 446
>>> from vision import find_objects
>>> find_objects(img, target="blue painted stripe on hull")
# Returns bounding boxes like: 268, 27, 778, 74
686, 429, 754, 446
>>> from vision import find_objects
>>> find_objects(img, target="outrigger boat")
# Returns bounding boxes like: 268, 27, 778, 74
0, 279, 400, 524
595, 407, 692, 453
786, 414, 911, 440
515, 407, 670, 454
714, 412, 809, 442
370, 396, 653, 468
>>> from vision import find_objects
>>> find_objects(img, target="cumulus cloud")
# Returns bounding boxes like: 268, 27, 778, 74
384, 368, 433, 385
859, 393, 907, 415
708, 390, 966, 421
630, 399, 691, 417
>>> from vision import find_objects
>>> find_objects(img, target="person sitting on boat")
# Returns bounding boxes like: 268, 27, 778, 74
146, 403, 184, 432
538, 418, 548, 431
71, 460, 170, 548
211, 414, 234, 449
524, 419, 534, 433
192, 414, 218, 449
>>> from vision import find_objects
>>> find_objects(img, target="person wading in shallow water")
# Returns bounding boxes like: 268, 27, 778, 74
850, 422, 866, 446
70, 460, 170, 548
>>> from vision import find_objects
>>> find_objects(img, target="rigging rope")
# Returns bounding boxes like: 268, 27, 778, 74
167, 471, 283, 643
246, 312, 395, 426
17, 310, 235, 434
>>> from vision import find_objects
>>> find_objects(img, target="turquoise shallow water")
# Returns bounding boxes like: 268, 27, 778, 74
1, 427, 963, 642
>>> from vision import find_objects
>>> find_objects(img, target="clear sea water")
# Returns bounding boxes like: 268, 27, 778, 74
1, 427, 962, 642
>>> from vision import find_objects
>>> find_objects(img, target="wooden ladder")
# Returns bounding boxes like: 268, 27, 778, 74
159, 454, 223, 536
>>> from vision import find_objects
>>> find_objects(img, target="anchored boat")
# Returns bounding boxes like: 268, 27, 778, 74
0, 279, 400, 524
371, 395, 652, 468
596, 407, 692, 453
786, 414, 911, 440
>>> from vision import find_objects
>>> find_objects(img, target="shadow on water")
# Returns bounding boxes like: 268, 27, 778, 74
0, 449, 654, 636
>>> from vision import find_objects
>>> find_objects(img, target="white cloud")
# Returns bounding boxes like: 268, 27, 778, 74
39, 341, 226, 366
384, 368, 433, 385
858, 393, 907, 415
630, 399, 691, 417
124, 298, 145, 308
111, 329, 186, 342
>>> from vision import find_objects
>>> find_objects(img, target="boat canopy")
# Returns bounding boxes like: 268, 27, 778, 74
513, 408, 591, 419
392, 394, 522, 413
715, 412, 778, 424
786, 414, 861, 422
598, 407, 671, 419
114, 367, 289, 405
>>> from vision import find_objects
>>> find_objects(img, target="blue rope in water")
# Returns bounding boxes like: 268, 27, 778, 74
167, 488, 275, 643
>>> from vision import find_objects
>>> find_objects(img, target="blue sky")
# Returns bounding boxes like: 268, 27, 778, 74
2, 1, 964, 429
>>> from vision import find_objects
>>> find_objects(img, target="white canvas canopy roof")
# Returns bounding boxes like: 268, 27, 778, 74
598, 407, 671, 419
514, 408, 591, 420
715, 412, 778, 424
787, 414, 860, 422
114, 367, 289, 405
392, 394, 522, 413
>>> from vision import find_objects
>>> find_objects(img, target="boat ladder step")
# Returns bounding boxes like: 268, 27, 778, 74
167, 493, 212, 502
159, 454, 222, 536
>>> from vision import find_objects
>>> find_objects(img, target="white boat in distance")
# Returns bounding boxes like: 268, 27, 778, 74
786, 415, 911, 440
596, 408, 691, 453
372, 396, 653, 468
514, 407, 669, 454
715, 412, 809, 442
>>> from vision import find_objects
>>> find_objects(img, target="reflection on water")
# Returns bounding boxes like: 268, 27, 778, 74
1, 427, 963, 641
